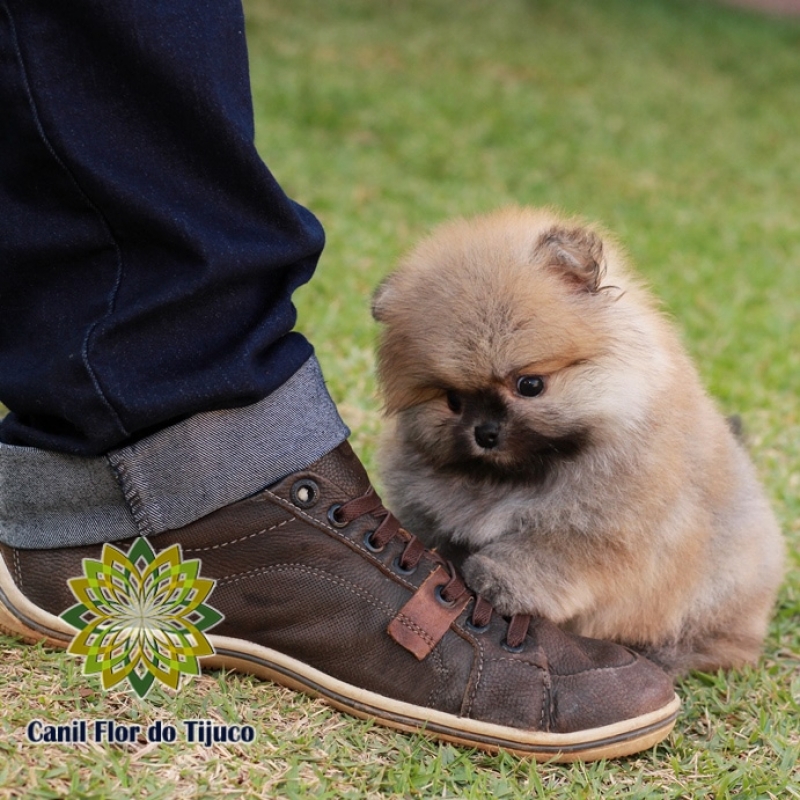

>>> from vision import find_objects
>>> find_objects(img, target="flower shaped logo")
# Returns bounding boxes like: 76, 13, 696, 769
60, 538, 223, 699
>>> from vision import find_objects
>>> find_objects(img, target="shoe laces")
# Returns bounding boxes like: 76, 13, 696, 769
333, 488, 531, 650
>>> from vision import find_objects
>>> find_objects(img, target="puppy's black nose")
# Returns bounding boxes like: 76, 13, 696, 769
474, 421, 501, 449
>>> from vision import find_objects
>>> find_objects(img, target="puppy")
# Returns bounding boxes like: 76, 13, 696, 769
371, 206, 784, 674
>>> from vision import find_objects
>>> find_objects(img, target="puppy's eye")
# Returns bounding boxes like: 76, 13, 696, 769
446, 390, 463, 413
516, 375, 545, 398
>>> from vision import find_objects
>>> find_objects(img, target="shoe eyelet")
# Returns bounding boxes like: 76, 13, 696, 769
434, 585, 456, 608
392, 556, 417, 576
363, 530, 385, 553
465, 618, 490, 635
501, 639, 526, 654
291, 479, 319, 509
327, 504, 348, 528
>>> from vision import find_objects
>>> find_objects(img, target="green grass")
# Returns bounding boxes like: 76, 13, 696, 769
2, 0, 799, 796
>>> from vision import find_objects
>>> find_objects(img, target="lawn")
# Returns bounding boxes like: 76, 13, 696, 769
1, 0, 798, 797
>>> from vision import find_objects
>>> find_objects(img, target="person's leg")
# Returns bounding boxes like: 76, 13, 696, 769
0, 0, 679, 760
0, 0, 326, 457
0, 0, 348, 547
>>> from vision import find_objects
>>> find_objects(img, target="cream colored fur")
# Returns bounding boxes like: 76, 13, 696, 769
373, 207, 784, 674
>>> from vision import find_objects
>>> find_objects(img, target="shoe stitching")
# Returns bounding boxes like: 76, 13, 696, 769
259, 488, 545, 710
541, 669, 551, 730
217, 564, 450, 654
545, 671, 554, 732
459, 628, 485, 718
549, 656, 640, 676
469, 655, 548, 728
216, 560, 455, 709
391, 612, 438, 649
483, 653, 552, 729
216, 563, 399, 619
485, 656, 549, 670
263, 490, 546, 716
263, 489, 422, 590
182, 517, 293, 553
539, 670, 551, 731
467, 643, 484, 719
425, 649, 449, 709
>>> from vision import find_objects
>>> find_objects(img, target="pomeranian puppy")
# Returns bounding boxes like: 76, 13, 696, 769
371, 206, 784, 674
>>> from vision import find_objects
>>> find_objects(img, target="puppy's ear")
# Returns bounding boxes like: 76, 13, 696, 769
535, 225, 605, 292
371, 274, 395, 322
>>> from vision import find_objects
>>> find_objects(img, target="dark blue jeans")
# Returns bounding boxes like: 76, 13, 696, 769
0, 0, 324, 456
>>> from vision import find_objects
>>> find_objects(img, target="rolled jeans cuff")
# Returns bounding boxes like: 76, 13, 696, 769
0, 356, 349, 549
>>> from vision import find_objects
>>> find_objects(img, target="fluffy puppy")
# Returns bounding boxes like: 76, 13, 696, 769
371, 206, 784, 674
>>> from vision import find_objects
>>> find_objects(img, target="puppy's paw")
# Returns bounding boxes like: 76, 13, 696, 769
462, 553, 530, 616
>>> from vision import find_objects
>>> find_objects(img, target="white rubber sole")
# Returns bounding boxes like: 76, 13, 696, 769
0, 553, 679, 761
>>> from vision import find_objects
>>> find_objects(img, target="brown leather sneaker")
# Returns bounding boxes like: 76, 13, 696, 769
0, 442, 679, 761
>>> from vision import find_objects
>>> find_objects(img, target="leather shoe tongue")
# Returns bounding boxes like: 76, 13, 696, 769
308, 440, 372, 497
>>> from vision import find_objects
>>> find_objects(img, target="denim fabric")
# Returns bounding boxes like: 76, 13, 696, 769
0, 0, 325, 456
0, 356, 349, 548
